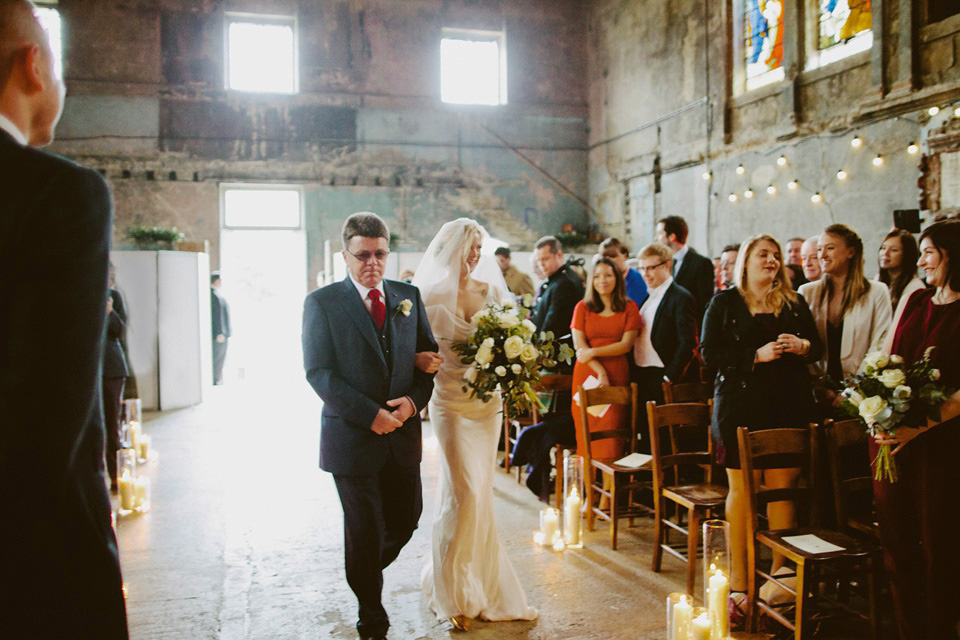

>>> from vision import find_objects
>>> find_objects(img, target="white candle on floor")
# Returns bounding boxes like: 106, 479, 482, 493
672, 595, 692, 640
691, 611, 711, 640
564, 488, 581, 546
118, 472, 136, 512
708, 568, 729, 639
541, 508, 558, 546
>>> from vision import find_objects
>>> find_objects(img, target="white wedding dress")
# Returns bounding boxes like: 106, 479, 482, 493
415, 220, 537, 623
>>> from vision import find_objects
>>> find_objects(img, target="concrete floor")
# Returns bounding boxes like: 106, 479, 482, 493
115, 376, 708, 640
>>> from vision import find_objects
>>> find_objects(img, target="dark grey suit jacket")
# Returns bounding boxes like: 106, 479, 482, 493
649, 282, 698, 383
302, 277, 437, 476
0, 129, 128, 637
674, 246, 715, 324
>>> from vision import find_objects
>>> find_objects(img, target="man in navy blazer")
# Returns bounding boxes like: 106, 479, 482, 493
0, 2, 128, 636
302, 212, 436, 640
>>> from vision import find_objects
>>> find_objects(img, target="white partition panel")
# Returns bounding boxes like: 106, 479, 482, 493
112, 252, 160, 410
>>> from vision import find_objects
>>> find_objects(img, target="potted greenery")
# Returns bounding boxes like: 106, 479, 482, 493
126, 225, 185, 250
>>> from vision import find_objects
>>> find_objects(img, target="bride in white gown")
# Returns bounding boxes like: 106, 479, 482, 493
412, 218, 538, 630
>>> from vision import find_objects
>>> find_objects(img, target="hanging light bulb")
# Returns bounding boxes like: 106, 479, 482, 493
744, 189, 754, 199
702, 170, 712, 181
850, 136, 862, 148
954, 106, 960, 118
736, 164, 745, 175
788, 179, 798, 190
767, 184, 777, 195
811, 192, 823, 204
836, 169, 848, 180
929, 106, 940, 116
777, 155, 787, 167
728, 193, 738, 202
873, 154, 884, 166
907, 143, 919, 155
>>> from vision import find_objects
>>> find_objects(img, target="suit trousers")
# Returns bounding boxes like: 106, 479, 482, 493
632, 366, 665, 455
212, 339, 228, 385
103, 377, 125, 483
333, 458, 422, 637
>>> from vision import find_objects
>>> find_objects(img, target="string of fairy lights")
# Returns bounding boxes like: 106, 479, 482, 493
700, 104, 959, 207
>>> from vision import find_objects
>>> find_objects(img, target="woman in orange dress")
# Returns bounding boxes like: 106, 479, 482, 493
571, 257, 642, 459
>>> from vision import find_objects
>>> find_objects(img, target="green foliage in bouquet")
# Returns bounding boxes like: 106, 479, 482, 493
451, 301, 573, 415
833, 347, 952, 482
126, 225, 184, 249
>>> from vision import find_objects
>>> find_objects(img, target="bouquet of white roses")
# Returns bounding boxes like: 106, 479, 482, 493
451, 301, 574, 415
836, 347, 951, 482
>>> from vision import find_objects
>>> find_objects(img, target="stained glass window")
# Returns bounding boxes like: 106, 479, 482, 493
744, 0, 785, 91
813, 0, 873, 67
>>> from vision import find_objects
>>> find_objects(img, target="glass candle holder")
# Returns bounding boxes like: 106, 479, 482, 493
133, 476, 151, 513
116, 449, 138, 515
690, 607, 712, 640
120, 419, 132, 449
562, 453, 584, 548
137, 434, 151, 463
538, 507, 560, 547
669, 593, 693, 640
665, 592, 687, 640
123, 398, 142, 426
703, 519, 730, 598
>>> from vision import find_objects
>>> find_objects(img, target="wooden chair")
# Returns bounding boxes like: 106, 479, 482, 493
647, 400, 727, 596
661, 380, 712, 404
525, 374, 577, 506
823, 419, 879, 540
576, 383, 649, 550
737, 426, 882, 640
504, 374, 574, 485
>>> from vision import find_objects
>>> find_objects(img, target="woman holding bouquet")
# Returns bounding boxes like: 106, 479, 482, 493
412, 219, 537, 631
700, 234, 822, 611
874, 219, 960, 640
570, 257, 642, 460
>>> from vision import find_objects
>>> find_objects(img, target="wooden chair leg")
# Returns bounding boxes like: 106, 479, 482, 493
554, 447, 564, 511
503, 416, 511, 473
685, 508, 701, 597
609, 474, 618, 550
651, 493, 664, 572
868, 556, 882, 640
746, 541, 758, 634
585, 469, 596, 532
795, 561, 808, 640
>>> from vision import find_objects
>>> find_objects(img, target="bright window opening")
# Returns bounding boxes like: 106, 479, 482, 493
223, 188, 302, 229
226, 15, 297, 94
807, 0, 873, 70
440, 30, 506, 106
34, 6, 62, 80
743, 0, 785, 91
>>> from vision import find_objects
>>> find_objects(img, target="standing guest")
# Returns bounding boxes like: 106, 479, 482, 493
877, 229, 925, 321
531, 236, 585, 372
656, 215, 714, 323
718, 244, 739, 291
211, 272, 231, 385
0, 1, 128, 636
103, 282, 129, 490
494, 246, 535, 297
800, 235, 822, 283
631, 244, 698, 451
600, 237, 648, 307
571, 257, 641, 460
874, 220, 960, 640
785, 237, 804, 267
799, 224, 891, 384
700, 235, 822, 611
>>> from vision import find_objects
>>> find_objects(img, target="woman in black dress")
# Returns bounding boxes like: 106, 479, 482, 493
701, 234, 822, 601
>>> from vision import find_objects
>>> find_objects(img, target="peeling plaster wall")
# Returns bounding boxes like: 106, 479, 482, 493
588, 0, 957, 266
48, 0, 588, 279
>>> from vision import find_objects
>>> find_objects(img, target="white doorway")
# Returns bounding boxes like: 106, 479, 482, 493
219, 185, 307, 388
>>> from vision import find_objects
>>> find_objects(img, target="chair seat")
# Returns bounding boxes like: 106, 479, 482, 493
757, 528, 879, 562
662, 483, 728, 509
591, 457, 652, 475
848, 514, 880, 539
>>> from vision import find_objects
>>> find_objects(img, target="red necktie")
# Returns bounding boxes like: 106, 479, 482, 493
369, 289, 385, 331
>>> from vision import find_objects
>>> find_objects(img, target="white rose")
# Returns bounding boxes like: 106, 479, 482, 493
475, 343, 494, 366
502, 299, 517, 309
520, 319, 537, 337
463, 365, 479, 384
889, 354, 904, 366
520, 343, 539, 363
842, 388, 864, 406
511, 363, 522, 374
495, 366, 507, 377
931, 368, 941, 381
892, 385, 912, 400
498, 312, 521, 329
504, 335, 524, 360
471, 307, 491, 325
859, 396, 887, 425
863, 351, 890, 372
879, 368, 906, 389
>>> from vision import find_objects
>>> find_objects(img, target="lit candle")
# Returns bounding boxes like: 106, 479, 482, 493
137, 435, 150, 461
118, 472, 136, 512
691, 611, 712, 640
540, 508, 559, 546
708, 568, 730, 639
564, 488, 581, 546
672, 595, 692, 640
134, 476, 150, 512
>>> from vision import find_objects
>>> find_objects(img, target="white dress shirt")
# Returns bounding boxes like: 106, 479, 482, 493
633, 276, 673, 368
348, 272, 386, 319
0, 114, 27, 145
671, 245, 689, 277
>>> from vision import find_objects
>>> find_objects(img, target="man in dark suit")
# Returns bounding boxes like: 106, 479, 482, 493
531, 235, 585, 372
656, 215, 714, 325
210, 271, 231, 385
302, 212, 436, 640
0, 1, 128, 636
632, 243, 698, 452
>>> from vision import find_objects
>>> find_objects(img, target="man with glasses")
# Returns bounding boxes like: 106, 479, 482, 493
632, 244, 698, 452
302, 212, 437, 640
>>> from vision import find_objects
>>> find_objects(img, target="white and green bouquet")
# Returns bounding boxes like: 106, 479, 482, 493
451, 301, 574, 415
837, 347, 952, 482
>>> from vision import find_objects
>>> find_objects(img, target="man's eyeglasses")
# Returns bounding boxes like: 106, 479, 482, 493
638, 261, 668, 273
346, 249, 390, 263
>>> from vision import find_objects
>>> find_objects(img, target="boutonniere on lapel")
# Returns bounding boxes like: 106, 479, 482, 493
393, 299, 413, 318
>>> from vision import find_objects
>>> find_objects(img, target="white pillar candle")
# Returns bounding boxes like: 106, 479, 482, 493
134, 476, 148, 510
672, 595, 692, 640
118, 472, 136, 512
564, 488, 581, 546
540, 508, 559, 546
708, 569, 730, 639
691, 612, 712, 640
137, 435, 150, 462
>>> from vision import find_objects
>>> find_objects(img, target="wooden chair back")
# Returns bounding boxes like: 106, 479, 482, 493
531, 374, 573, 422
646, 401, 714, 491
576, 384, 638, 470
662, 381, 712, 405
737, 426, 817, 537
823, 418, 874, 534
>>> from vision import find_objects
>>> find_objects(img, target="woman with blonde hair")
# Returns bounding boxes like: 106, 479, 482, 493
701, 234, 822, 620
799, 224, 892, 384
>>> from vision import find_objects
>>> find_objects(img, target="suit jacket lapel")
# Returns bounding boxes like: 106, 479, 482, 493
675, 247, 693, 282
384, 281, 403, 372
651, 284, 672, 346
336, 278, 387, 368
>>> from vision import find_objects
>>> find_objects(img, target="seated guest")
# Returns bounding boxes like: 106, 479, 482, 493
599, 237, 648, 307
494, 246, 535, 297
874, 220, 960, 639
799, 224, 892, 385
631, 244, 698, 452
656, 215, 714, 324
800, 235, 821, 282
700, 234, 822, 609
718, 244, 739, 291
571, 257, 641, 460
877, 229, 925, 324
